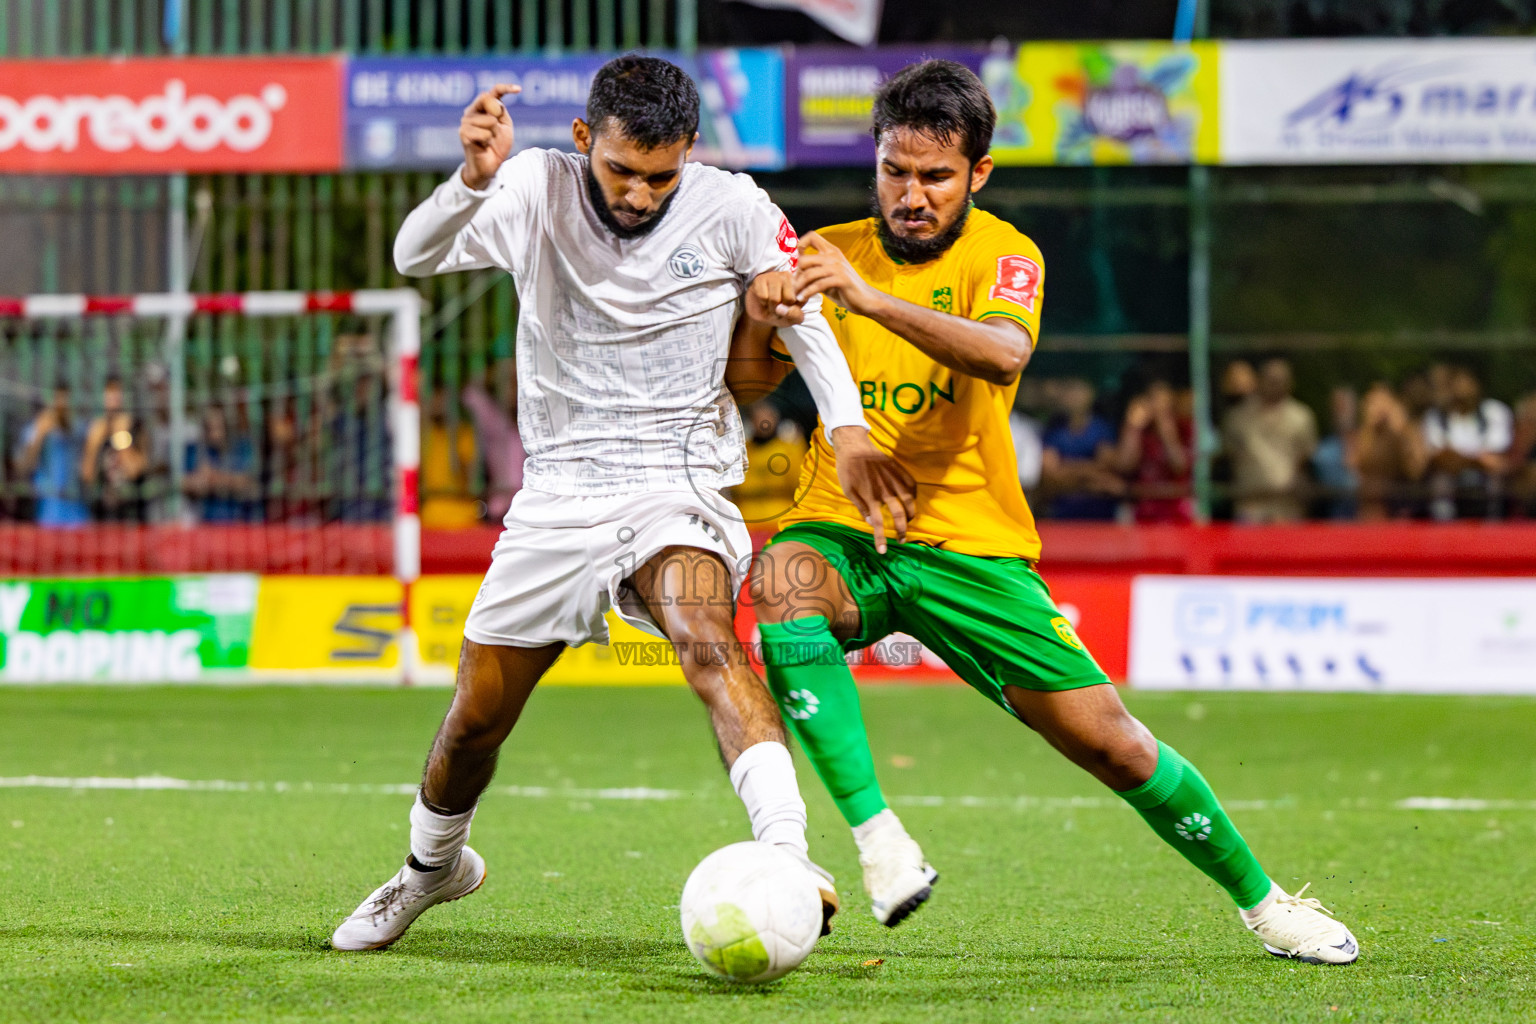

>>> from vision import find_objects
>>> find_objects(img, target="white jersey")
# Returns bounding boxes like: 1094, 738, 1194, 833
394, 149, 865, 496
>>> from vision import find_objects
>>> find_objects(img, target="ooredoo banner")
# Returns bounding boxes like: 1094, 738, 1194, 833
1221, 39, 1536, 165
0, 56, 344, 173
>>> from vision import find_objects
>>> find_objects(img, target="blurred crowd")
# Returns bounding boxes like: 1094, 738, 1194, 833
0, 336, 525, 531
9, 345, 1536, 529
1014, 358, 1536, 524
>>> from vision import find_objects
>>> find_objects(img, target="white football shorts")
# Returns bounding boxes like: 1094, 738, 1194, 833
461, 486, 753, 648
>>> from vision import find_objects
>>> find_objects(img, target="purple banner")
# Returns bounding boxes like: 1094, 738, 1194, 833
784, 46, 990, 166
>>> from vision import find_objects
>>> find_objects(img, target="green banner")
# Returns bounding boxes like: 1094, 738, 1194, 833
0, 576, 257, 682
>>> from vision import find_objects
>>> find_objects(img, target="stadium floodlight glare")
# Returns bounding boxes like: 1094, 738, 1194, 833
0, 288, 424, 680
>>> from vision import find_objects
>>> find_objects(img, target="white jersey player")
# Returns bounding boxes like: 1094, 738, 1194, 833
332, 55, 916, 952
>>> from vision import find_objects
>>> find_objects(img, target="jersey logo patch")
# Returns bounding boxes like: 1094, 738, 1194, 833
990, 254, 1042, 312
931, 286, 953, 313
667, 243, 707, 281
776, 217, 799, 269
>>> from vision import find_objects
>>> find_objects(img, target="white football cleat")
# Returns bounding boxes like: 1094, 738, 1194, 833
1242, 883, 1359, 965
331, 847, 487, 951
859, 827, 938, 927
784, 847, 840, 936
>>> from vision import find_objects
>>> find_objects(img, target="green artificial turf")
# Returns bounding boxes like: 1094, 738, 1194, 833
1, 684, 1533, 1023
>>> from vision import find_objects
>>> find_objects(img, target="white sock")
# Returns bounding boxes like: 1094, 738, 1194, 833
1240, 881, 1285, 921
409, 792, 476, 869
851, 808, 906, 856
729, 741, 808, 854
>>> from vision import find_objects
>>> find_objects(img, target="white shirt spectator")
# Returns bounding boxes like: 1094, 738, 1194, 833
1423, 399, 1513, 458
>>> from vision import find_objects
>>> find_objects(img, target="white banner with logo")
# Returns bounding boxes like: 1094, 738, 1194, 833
1129, 576, 1536, 693
1221, 39, 1536, 164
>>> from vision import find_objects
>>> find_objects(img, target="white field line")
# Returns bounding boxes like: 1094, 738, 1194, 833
0, 775, 1527, 811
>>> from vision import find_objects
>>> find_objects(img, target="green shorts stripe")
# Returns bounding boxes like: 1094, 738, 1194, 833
765, 521, 1109, 716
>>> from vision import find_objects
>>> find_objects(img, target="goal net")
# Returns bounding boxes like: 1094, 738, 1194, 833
0, 289, 423, 677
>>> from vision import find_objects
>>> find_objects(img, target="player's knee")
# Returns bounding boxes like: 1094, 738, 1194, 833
1075, 719, 1158, 790
666, 608, 740, 673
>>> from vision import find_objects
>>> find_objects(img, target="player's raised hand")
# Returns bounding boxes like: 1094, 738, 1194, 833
744, 271, 805, 327
829, 425, 915, 555
460, 84, 520, 191
794, 232, 879, 317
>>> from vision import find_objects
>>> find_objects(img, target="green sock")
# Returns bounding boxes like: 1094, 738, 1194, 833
1116, 741, 1274, 910
759, 616, 888, 827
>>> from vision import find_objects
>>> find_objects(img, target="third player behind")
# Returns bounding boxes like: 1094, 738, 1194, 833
736, 59, 1359, 964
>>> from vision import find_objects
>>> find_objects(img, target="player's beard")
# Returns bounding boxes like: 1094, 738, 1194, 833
584, 163, 676, 240
873, 186, 972, 265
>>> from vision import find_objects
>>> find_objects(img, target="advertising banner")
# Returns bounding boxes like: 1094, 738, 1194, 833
248, 576, 402, 680
346, 50, 785, 172
1221, 39, 1536, 165
0, 576, 256, 682
784, 47, 989, 166
993, 41, 1220, 166
0, 57, 344, 173
1129, 576, 1536, 693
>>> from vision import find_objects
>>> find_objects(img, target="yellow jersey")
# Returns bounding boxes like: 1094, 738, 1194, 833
773, 207, 1045, 560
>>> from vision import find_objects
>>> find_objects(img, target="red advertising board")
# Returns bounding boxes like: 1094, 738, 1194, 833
0, 57, 343, 173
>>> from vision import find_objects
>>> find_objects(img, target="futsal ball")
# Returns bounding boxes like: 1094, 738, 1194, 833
679, 840, 823, 983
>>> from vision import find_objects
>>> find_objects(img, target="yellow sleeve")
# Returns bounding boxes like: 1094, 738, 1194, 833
768, 332, 794, 363
967, 231, 1044, 346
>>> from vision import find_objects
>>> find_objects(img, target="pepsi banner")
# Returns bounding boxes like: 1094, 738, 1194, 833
346, 50, 785, 172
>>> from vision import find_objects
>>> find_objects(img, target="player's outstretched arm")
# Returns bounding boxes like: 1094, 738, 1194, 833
394, 85, 522, 278
725, 275, 795, 405
795, 231, 1032, 386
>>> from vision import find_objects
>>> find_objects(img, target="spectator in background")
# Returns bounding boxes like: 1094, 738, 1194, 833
14, 384, 89, 528
1115, 378, 1193, 523
1039, 377, 1123, 520
1311, 385, 1359, 520
326, 335, 392, 522
731, 400, 807, 528
420, 390, 483, 529
183, 405, 258, 522
81, 375, 149, 522
1422, 364, 1511, 520
1222, 358, 1317, 523
461, 370, 524, 521
1355, 381, 1426, 520
1508, 392, 1536, 517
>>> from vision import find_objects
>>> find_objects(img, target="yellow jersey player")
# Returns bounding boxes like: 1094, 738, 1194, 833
739, 60, 1359, 964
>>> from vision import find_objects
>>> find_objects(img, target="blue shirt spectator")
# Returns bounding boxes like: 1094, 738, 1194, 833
1040, 378, 1123, 520
15, 387, 89, 528
183, 407, 258, 522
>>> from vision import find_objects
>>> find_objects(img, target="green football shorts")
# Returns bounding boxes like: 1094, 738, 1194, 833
763, 521, 1110, 715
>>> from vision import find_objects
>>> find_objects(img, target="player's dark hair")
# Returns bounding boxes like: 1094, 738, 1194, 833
585, 55, 699, 149
872, 59, 995, 166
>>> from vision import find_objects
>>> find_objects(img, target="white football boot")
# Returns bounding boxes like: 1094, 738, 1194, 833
331, 847, 487, 951
859, 824, 938, 927
1242, 883, 1360, 965
785, 848, 840, 936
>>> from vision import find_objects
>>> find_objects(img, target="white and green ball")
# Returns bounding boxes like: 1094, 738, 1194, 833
679, 841, 822, 983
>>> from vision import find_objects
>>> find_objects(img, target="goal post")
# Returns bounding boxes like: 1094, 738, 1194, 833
0, 288, 424, 682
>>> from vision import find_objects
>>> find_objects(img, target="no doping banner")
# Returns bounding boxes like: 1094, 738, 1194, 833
0, 576, 256, 682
